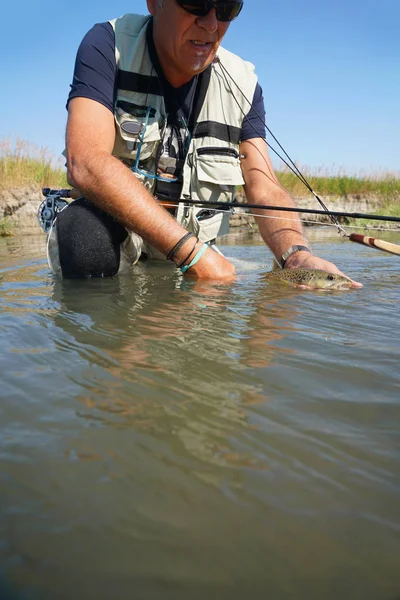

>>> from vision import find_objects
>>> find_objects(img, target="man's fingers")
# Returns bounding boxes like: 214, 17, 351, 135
334, 269, 363, 288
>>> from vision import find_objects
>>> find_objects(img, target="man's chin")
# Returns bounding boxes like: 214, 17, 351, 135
187, 54, 215, 74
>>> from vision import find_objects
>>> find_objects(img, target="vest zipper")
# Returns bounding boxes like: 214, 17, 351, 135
197, 147, 239, 158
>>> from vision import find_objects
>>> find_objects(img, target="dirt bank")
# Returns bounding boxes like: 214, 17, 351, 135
229, 193, 387, 228
0, 184, 392, 235
0, 184, 43, 234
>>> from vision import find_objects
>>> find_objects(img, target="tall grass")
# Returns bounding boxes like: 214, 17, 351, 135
275, 164, 400, 200
0, 137, 67, 191
1, 137, 399, 201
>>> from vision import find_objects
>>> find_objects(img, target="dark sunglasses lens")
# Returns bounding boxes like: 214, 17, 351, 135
176, 1, 209, 16
216, 2, 243, 21
177, 1, 243, 22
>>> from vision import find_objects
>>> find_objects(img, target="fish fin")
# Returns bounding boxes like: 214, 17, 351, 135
272, 259, 281, 271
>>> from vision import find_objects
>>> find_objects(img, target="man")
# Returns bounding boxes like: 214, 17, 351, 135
51, 0, 360, 287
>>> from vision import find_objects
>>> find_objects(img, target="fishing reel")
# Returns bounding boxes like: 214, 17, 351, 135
37, 188, 71, 233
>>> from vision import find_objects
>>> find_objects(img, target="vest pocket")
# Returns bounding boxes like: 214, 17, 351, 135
191, 148, 245, 203
182, 207, 231, 243
114, 98, 161, 161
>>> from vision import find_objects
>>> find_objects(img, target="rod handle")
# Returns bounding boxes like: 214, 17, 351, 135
349, 233, 400, 256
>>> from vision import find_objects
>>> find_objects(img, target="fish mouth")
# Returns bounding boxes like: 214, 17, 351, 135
321, 281, 352, 291
299, 280, 353, 290
333, 280, 353, 290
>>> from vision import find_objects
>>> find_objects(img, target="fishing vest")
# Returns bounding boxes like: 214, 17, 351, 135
110, 14, 258, 242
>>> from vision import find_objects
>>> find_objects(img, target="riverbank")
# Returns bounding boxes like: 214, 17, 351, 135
229, 192, 398, 230
1, 184, 399, 237
1, 139, 399, 235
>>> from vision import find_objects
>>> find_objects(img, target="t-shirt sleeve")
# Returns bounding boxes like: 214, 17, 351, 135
240, 83, 266, 141
67, 22, 116, 113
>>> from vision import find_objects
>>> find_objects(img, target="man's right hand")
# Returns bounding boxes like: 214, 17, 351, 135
182, 244, 236, 282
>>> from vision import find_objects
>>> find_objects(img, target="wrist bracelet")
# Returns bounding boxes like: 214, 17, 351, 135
180, 243, 209, 274
280, 245, 311, 268
177, 238, 199, 269
166, 232, 194, 262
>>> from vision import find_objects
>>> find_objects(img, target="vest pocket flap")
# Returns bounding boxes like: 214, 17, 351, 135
115, 100, 161, 144
183, 207, 230, 243
196, 152, 244, 186
116, 114, 161, 144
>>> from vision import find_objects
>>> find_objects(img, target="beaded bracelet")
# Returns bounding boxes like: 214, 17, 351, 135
180, 243, 209, 274
177, 238, 199, 269
166, 232, 194, 262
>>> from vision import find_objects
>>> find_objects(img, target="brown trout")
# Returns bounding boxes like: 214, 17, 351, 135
265, 267, 352, 290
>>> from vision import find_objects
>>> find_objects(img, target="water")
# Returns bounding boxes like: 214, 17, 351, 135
1, 230, 399, 600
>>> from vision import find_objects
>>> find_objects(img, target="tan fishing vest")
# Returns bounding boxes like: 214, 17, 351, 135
110, 14, 258, 242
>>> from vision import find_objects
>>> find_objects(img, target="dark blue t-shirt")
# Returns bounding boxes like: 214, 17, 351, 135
68, 22, 266, 140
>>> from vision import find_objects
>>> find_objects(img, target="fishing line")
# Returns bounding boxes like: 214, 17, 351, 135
214, 58, 347, 235
215, 60, 310, 191
214, 58, 400, 256
159, 201, 399, 232
161, 198, 400, 223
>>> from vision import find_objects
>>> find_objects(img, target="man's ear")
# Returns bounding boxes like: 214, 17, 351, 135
147, 0, 157, 16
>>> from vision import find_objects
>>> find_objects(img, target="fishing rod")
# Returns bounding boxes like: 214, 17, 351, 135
39, 187, 400, 223
156, 200, 400, 256
166, 198, 400, 224
38, 188, 400, 256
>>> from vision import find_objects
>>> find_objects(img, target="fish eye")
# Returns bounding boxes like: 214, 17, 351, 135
327, 275, 335, 281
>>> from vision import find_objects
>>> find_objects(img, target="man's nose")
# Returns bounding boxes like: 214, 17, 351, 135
197, 8, 218, 32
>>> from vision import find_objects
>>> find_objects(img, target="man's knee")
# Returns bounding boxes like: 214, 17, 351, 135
50, 198, 128, 278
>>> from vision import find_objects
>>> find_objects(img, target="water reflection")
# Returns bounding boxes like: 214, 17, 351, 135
0, 235, 399, 600
48, 265, 300, 474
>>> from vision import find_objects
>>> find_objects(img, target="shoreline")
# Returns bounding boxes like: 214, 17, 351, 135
230, 192, 393, 229
0, 184, 399, 237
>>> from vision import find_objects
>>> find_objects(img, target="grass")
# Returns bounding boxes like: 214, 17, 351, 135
0, 138, 68, 236
1, 137, 399, 199
1, 137, 399, 200
0, 138, 399, 235
274, 167, 400, 228
0, 217, 14, 237
0, 137, 67, 191
274, 165, 400, 201
347, 199, 400, 230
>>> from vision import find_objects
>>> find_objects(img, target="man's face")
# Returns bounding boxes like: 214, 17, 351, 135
147, 0, 231, 85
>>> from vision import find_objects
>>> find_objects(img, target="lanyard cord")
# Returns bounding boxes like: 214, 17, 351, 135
133, 106, 152, 172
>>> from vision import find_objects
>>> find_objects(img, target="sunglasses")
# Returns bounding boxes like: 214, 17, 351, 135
175, 0, 243, 22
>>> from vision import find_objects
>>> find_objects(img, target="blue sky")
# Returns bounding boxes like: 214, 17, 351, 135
1, 0, 399, 175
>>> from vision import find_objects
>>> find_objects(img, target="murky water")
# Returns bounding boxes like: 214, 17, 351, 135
1, 229, 399, 600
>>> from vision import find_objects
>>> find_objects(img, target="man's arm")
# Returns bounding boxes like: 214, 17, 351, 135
239, 137, 362, 287
66, 97, 235, 280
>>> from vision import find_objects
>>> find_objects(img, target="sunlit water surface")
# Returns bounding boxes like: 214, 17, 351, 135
0, 230, 399, 600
